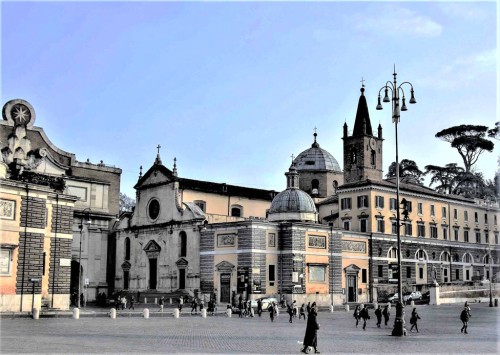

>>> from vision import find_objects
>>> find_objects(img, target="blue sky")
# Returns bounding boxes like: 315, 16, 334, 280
2, 1, 497, 198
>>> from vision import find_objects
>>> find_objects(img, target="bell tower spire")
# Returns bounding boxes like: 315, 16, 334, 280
342, 81, 383, 184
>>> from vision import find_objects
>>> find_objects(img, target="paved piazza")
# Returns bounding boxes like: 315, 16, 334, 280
1, 303, 498, 354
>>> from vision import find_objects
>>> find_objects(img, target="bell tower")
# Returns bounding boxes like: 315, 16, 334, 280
342, 84, 383, 184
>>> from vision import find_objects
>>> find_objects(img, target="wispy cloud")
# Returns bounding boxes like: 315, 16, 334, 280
437, 2, 494, 21
355, 5, 442, 38
416, 49, 496, 88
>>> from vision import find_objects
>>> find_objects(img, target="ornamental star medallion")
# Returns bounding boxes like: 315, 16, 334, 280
12, 104, 30, 125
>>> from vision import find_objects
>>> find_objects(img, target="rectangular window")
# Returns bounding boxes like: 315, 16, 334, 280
443, 227, 448, 240
309, 265, 326, 282
464, 230, 469, 243
495, 232, 499, 245
442, 207, 447, 218
475, 231, 481, 243
341, 198, 352, 210
419, 267, 424, 279
430, 225, 438, 238
495, 215, 498, 225
268, 233, 276, 247
357, 195, 369, 208
391, 221, 397, 235
406, 266, 411, 279
417, 224, 425, 237
360, 219, 367, 232
430, 205, 435, 217
466, 269, 470, 281
194, 200, 206, 212
376, 219, 385, 233
378, 265, 383, 278
418, 203, 423, 215
454, 228, 459, 241
404, 222, 412, 236
269, 265, 276, 283
407, 201, 413, 213
464, 210, 468, 221
361, 269, 367, 283
390, 198, 397, 211
0, 249, 12, 275
343, 220, 350, 231
454, 209, 458, 220
456, 269, 460, 281
474, 212, 478, 223
484, 231, 489, 244
375, 196, 385, 208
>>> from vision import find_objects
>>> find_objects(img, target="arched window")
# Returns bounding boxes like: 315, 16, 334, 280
231, 205, 242, 217
463, 253, 472, 263
415, 249, 427, 260
311, 179, 319, 189
179, 231, 187, 257
371, 150, 376, 166
125, 237, 130, 261
332, 180, 338, 194
440, 251, 451, 262
388, 247, 398, 259
483, 254, 491, 264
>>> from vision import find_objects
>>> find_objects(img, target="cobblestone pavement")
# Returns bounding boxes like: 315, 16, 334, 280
1, 303, 498, 354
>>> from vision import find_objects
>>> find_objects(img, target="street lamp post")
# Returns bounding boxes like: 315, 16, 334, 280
77, 208, 92, 309
376, 66, 417, 336
330, 210, 334, 307
488, 250, 493, 307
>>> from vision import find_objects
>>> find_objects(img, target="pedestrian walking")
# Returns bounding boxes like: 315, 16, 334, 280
199, 299, 205, 312
128, 296, 135, 310
257, 299, 263, 317
409, 308, 421, 333
268, 302, 275, 322
191, 298, 198, 314
375, 305, 382, 328
360, 305, 370, 330
306, 301, 311, 315
293, 300, 298, 318
158, 296, 164, 312
299, 303, 306, 320
287, 303, 294, 323
178, 297, 183, 312
382, 305, 390, 326
460, 302, 471, 334
301, 302, 320, 354
353, 305, 361, 327
122, 296, 127, 310
247, 300, 253, 317
238, 299, 244, 318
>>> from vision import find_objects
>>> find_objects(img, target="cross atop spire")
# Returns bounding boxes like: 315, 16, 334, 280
312, 127, 320, 148
360, 77, 365, 87
290, 154, 295, 164
154, 144, 162, 165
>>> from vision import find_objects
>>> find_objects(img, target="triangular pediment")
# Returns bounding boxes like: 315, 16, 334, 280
176, 257, 188, 266
134, 164, 175, 190
121, 261, 131, 270
344, 264, 361, 273
144, 240, 161, 253
215, 260, 235, 272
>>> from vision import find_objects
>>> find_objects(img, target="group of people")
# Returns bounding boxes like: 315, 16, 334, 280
354, 304, 422, 332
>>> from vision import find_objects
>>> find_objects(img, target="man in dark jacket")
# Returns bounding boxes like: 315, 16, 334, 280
360, 305, 370, 330
301, 303, 320, 354
382, 305, 390, 326
375, 305, 382, 328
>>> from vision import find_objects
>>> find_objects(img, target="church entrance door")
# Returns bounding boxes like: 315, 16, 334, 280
220, 273, 231, 303
347, 275, 357, 302
149, 258, 157, 290
179, 269, 186, 289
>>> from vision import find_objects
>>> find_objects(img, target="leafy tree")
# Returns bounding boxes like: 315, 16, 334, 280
386, 159, 424, 183
424, 163, 464, 194
435, 125, 494, 172
120, 192, 136, 213
488, 122, 499, 140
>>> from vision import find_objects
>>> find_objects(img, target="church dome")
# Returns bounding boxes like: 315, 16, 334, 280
294, 132, 341, 172
268, 163, 317, 222
269, 188, 317, 214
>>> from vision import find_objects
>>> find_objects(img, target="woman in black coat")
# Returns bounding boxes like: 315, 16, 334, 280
409, 308, 421, 333
302, 304, 320, 354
